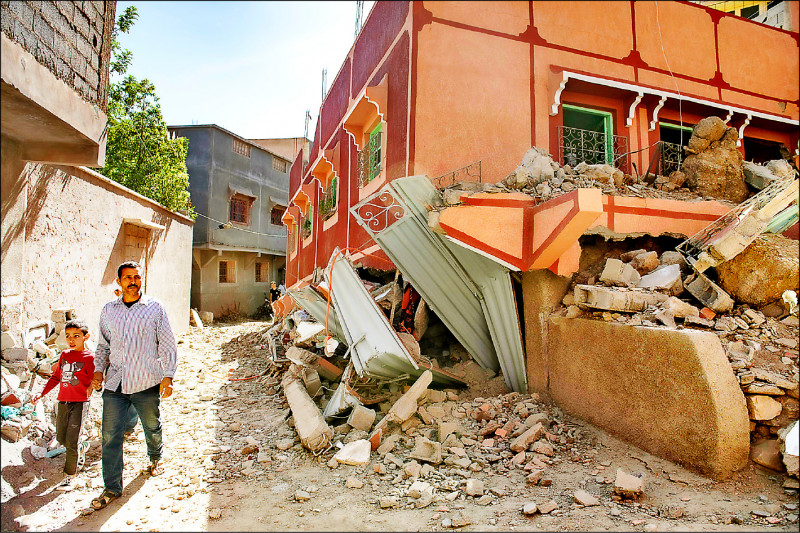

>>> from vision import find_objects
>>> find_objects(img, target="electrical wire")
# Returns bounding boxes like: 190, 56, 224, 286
194, 211, 286, 237
655, 1, 685, 137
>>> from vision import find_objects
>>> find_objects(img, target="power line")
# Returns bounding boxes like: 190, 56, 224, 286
194, 212, 286, 237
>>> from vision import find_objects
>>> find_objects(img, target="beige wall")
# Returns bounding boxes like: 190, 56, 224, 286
8, 163, 193, 341
192, 249, 282, 317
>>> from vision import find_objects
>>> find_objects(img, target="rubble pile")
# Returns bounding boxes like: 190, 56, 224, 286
682, 116, 749, 203
553, 237, 799, 477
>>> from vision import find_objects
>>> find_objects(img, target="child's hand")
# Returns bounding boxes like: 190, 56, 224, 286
31, 395, 40, 404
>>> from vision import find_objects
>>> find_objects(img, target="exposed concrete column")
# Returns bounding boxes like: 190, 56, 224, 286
520, 269, 572, 394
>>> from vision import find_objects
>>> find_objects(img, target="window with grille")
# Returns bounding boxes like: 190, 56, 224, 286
272, 158, 288, 172
271, 205, 286, 225
255, 262, 267, 283
558, 105, 628, 173
357, 123, 383, 187
232, 138, 251, 157
219, 260, 236, 283
320, 176, 337, 219
302, 206, 313, 239
230, 197, 247, 223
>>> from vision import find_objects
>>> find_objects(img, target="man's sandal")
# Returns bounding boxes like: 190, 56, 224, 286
142, 458, 165, 476
91, 490, 121, 509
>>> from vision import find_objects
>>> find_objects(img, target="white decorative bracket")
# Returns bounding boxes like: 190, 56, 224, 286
626, 92, 644, 127
649, 96, 667, 131
737, 114, 752, 147
550, 72, 569, 116
723, 109, 734, 123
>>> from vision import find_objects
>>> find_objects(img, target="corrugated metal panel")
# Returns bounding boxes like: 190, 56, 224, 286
350, 179, 500, 374
324, 249, 465, 386
351, 176, 527, 392
391, 177, 527, 392
288, 285, 345, 340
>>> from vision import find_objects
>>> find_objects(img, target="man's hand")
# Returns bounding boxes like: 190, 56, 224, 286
91, 371, 104, 391
30, 395, 41, 404
159, 377, 173, 399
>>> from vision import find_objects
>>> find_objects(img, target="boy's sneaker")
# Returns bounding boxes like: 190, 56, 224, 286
56, 474, 76, 491
76, 441, 90, 472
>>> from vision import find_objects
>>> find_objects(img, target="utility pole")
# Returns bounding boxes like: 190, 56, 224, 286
355, 0, 364, 39
304, 109, 311, 140
321, 68, 327, 100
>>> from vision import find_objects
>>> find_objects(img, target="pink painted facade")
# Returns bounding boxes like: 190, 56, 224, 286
285, 1, 799, 288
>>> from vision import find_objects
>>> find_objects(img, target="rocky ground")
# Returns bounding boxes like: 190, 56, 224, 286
2, 320, 798, 532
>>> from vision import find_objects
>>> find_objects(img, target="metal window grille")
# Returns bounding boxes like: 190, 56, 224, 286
255, 262, 266, 283
320, 177, 338, 220
272, 158, 288, 172
232, 139, 251, 157
357, 130, 383, 187
657, 141, 684, 176
558, 126, 629, 174
219, 260, 234, 283
433, 161, 482, 190
271, 206, 285, 225
302, 207, 313, 239
230, 197, 247, 223
288, 228, 297, 252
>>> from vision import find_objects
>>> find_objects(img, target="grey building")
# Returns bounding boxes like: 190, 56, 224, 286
168, 124, 290, 317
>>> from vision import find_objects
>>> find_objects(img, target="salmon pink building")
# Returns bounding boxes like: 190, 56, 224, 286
283, 1, 799, 288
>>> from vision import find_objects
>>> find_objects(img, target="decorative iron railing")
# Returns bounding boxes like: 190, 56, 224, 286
356, 131, 383, 187
657, 141, 684, 176
558, 126, 629, 174
432, 161, 482, 189
301, 207, 313, 239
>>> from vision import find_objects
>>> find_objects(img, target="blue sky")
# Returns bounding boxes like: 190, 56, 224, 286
116, 1, 374, 140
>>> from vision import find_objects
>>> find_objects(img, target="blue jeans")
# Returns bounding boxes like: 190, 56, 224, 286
101, 384, 163, 494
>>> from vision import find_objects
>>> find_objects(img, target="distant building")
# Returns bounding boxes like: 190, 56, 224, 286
168, 125, 290, 317
249, 137, 310, 167
694, 1, 795, 30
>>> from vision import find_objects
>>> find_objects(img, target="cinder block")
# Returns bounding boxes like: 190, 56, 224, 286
574, 285, 667, 312
600, 258, 640, 287
347, 405, 376, 432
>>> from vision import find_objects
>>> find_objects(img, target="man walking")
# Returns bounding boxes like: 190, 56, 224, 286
90, 261, 177, 509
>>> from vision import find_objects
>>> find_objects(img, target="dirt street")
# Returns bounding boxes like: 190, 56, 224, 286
2, 320, 798, 532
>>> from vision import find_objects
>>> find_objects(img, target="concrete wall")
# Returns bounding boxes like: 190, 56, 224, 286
524, 308, 750, 479
0, 1, 115, 109
4, 163, 193, 342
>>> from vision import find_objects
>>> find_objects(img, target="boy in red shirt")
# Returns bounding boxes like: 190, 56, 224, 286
31, 319, 95, 491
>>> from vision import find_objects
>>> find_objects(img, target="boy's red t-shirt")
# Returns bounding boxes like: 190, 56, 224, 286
39, 349, 95, 402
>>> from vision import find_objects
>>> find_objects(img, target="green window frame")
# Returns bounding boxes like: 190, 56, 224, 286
658, 122, 693, 146
367, 122, 382, 182
562, 104, 614, 165
320, 176, 338, 220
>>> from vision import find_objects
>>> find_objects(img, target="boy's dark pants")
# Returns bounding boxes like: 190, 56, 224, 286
56, 401, 89, 475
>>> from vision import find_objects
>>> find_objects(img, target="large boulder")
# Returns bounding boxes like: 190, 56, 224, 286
716, 234, 799, 308
682, 117, 748, 203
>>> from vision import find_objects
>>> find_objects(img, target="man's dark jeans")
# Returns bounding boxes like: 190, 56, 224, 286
101, 384, 162, 494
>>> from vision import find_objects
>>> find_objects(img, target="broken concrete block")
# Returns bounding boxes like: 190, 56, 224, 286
1, 347, 29, 362
345, 476, 364, 489
401, 415, 422, 432
380, 496, 399, 508
655, 309, 676, 328
333, 439, 371, 466
526, 469, 545, 485
522, 502, 538, 516
538, 500, 558, 514
637, 264, 682, 292
190, 309, 204, 328
600, 259, 641, 287
377, 434, 401, 455
620, 249, 648, 263
752, 368, 798, 393
302, 367, 321, 397
750, 439, 784, 471
660, 251, 689, 273
630, 252, 659, 275
403, 460, 422, 478
663, 296, 700, 319
369, 370, 432, 450
613, 469, 645, 499
347, 405, 376, 433
408, 480, 432, 498
465, 478, 484, 496
0, 332, 17, 351
408, 436, 442, 464
574, 285, 668, 313
510, 422, 544, 453
746, 395, 782, 421
281, 372, 333, 452
686, 270, 734, 314
684, 315, 715, 328
743, 161, 779, 190
438, 421, 458, 442
199, 310, 213, 325
779, 422, 798, 477
532, 440, 554, 457
417, 405, 433, 425
574, 489, 600, 506
294, 490, 310, 501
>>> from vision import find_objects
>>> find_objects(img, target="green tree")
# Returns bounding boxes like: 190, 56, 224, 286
96, 6, 194, 216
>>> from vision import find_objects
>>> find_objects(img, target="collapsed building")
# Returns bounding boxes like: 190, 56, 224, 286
270, 1, 799, 482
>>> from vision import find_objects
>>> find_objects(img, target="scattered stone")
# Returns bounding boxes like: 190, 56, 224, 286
347, 405, 376, 433
574, 489, 599, 506
523, 502, 538, 516
295, 490, 311, 501
614, 469, 645, 499
746, 395, 782, 421
510, 422, 544, 453
465, 478, 484, 496
333, 439, 371, 466
538, 500, 558, 514
380, 497, 399, 509
345, 477, 364, 489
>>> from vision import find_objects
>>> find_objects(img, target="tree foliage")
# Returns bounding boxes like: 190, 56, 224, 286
97, 6, 194, 216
